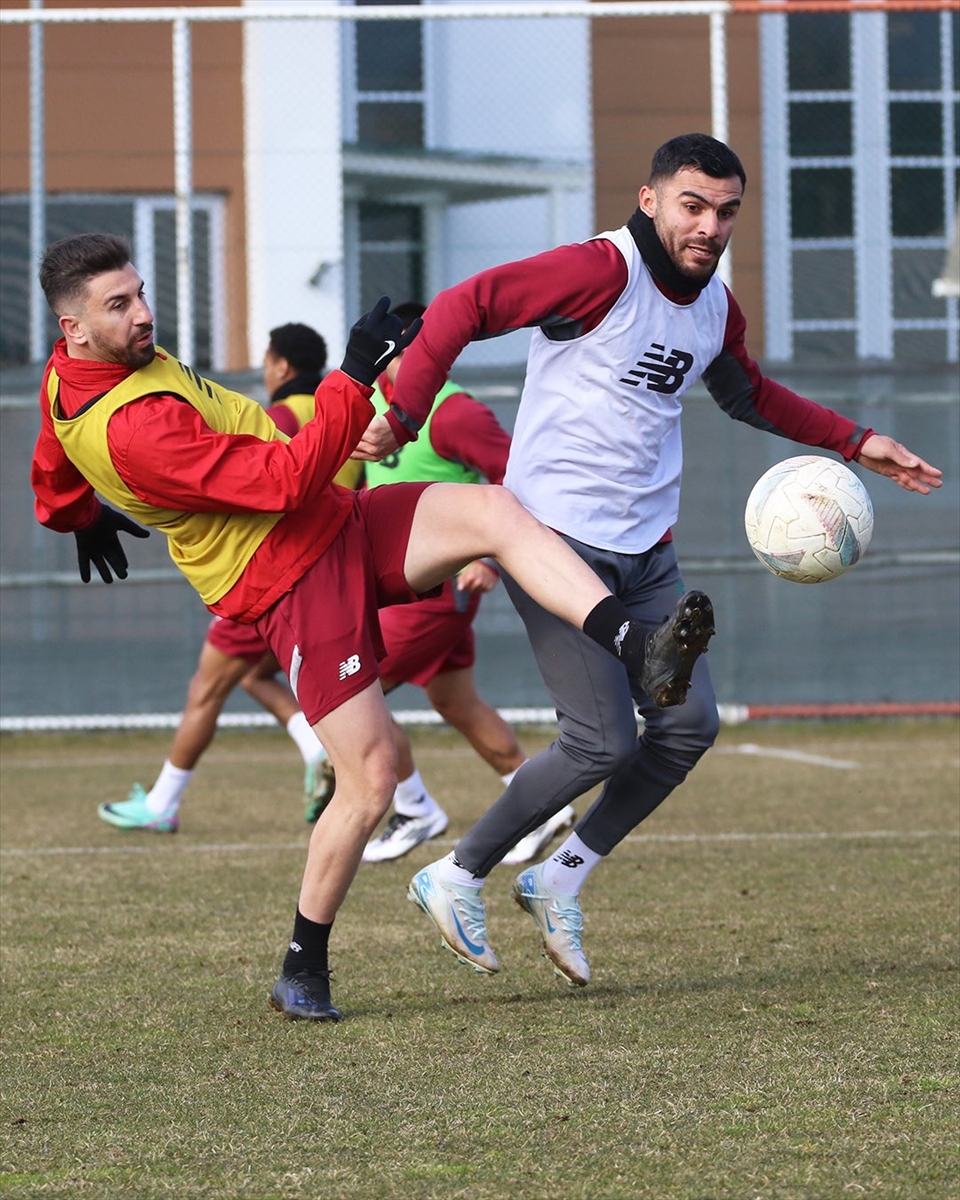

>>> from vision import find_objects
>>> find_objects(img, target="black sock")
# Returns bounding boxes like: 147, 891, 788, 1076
282, 908, 333, 977
582, 595, 646, 675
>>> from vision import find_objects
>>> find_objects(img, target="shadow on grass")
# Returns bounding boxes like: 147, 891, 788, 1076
330, 953, 956, 1022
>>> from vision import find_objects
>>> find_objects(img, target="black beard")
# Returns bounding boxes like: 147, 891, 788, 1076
90, 332, 155, 370
627, 208, 715, 296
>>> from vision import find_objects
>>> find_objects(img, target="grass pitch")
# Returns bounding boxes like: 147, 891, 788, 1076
1, 721, 958, 1199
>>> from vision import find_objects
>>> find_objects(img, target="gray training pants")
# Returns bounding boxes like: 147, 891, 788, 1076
455, 538, 720, 877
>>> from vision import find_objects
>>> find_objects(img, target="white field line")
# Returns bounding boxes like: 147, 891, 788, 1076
717, 744, 860, 769
1, 828, 955, 859
0, 743, 865, 774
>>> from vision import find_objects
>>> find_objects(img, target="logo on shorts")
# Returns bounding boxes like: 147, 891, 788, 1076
339, 654, 362, 680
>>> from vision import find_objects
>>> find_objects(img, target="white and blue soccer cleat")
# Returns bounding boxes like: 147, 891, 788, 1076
407, 860, 499, 974
513, 863, 590, 987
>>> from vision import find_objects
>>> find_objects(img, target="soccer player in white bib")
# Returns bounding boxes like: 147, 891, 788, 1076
354, 133, 943, 988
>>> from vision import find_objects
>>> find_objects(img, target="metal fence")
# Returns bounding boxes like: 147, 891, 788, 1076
0, 1, 957, 724
2, 358, 957, 723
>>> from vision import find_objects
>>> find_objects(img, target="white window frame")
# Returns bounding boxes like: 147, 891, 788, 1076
760, 8, 958, 362
1, 192, 226, 370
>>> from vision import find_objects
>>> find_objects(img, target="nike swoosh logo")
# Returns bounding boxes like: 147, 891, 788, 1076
374, 340, 396, 365
451, 908, 487, 958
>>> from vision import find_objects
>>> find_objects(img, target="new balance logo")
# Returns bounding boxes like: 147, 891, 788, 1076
338, 654, 362, 680
555, 850, 585, 869
620, 344, 694, 395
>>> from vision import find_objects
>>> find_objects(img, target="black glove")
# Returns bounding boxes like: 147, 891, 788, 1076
74, 505, 150, 584
340, 296, 423, 387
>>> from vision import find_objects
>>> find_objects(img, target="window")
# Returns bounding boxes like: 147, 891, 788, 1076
0, 194, 224, 368
350, 0, 424, 149
762, 7, 959, 362
357, 202, 423, 314
344, 2, 428, 321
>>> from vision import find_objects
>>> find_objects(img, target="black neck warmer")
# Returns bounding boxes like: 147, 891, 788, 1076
626, 207, 707, 298
271, 370, 324, 403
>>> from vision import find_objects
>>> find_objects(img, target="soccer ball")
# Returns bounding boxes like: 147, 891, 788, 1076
744, 455, 874, 584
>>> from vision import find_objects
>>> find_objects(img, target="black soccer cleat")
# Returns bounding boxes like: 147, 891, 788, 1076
269, 971, 342, 1022
637, 590, 715, 708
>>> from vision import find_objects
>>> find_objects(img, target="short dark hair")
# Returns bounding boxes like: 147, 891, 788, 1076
268, 322, 328, 373
389, 301, 426, 331
39, 232, 133, 316
648, 133, 746, 191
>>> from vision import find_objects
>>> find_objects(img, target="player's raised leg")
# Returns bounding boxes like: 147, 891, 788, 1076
403, 483, 714, 707
402, 483, 610, 627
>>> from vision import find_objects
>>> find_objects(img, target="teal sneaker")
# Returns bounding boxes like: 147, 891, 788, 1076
512, 863, 590, 987
304, 756, 336, 823
408, 860, 499, 974
98, 784, 179, 833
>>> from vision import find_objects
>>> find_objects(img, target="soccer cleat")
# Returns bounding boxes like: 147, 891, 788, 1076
362, 807, 448, 863
638, 590, 715, 708
304, 756, 336, 824
269, 971, 342, 1022
407, 860, 500, 974
512, 863, 590, 988
97, 784, 179, 833
502, 805, 577, 866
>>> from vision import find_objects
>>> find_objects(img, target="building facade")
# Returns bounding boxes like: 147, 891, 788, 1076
0, 0, 956, 370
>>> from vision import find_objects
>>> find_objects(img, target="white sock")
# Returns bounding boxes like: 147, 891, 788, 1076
286, 711, 324, 764
500, 760, 528, 788
146, 761, 193, 815
394, 769, 439, 818
542, 832, 603, 896
436, 851, 485, 890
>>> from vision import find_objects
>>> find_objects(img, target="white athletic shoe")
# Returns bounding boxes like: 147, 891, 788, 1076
362, 808, 448, 863
512, 862, 590, 987
501, 805, 577, 866
408, 860, 500, 974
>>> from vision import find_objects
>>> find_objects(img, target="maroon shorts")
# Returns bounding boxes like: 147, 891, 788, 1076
379, 580, 479, 687
205, 615, 270, 666
254, 482, 432, 724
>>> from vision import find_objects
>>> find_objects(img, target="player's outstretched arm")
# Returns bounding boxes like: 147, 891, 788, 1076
855, 434, 943, 495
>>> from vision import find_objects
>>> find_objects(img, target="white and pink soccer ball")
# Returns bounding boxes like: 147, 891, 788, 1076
744, 455, 874, 584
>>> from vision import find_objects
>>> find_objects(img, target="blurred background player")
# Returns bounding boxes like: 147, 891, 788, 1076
97, 323, 362, 832
319, 303, 576, 865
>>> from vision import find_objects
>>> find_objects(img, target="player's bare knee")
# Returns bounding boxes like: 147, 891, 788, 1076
338, 746, 397, 826
464, 484, 519, 550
